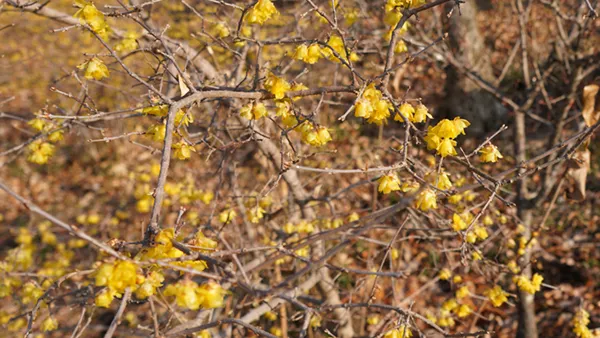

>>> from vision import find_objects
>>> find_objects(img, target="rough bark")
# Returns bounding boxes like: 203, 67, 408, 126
443, 1, 506, 135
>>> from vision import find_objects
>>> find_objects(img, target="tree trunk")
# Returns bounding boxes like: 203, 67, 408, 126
443, 1, 506, 135
515, 208, 539, 338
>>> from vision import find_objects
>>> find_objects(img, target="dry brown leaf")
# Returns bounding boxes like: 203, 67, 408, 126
582, 84, 599, 127
568, 147, 590, 201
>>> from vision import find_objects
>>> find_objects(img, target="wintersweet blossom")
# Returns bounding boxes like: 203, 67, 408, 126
415, 189, 437, 211
246, 0, 278, 25
78, 57, 109, 80
485, 285, 509, 307
479, 144, 504, 163
378, 174, 401, 194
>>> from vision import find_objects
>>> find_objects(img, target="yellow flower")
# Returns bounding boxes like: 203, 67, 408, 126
214, 23, 230, 38
301, 125, 332, 147
198, 282, 227, 308
384, 325, 412, 338
455, 304, 472, 318
95, 288, 116, 307
41, 316, 58, 332
246, 0, 278, 25
305, 44, 323, 64
164, 280, 203, 310
472, 251, 482, 261
355, 99, 373, 119
456, 286, 469, 299
140, 104, 168, 116
465, 231, 477, 243
573, 309, 593, 338
485, 285, 509, 307
367, 100, 391, 125
378, 174, 401, 194
240, 102, 268, 120
394, 40, 408, 54
514, 274, 543, 294
452, 117, 471, 135
433, 171, 452, 190
74, 0, 110, 40
246, 206, 265, 223
322, 34, 348, 62
424, 127, 441, 150
264, 311, 278, 321
292, 44, 308, 60
429, 118, 470, 139
172, 141, 195, 160
27, 141, 55, 165
135, 270, 164, 299
394, 102, 414, 122
78, 57, 110, 80
270, 327, 283, 337
48, 130, 64, 142
439, 268, 452, 280
147, 124, 166, 142
28, 118, 47, 131
114, 31, 139, 53
437, 138, 457, 157
367, 315, 380, 325
347, 212, 360, 222
442, 298, 458, 312
264, 73, 291, 99
412, 104, 432, 123
483, 215, 494, 226
175, 109, 194, 127
415, 189, 437, 211
479, 144, 503, 163
219, 209, 237, 224
474, 226, 488, 240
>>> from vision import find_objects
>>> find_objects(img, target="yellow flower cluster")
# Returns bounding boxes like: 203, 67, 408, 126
27, 140, 55, 165
321, 35, 356, 63
354, 83, 392, 125
425, 171, 452, 190
172, 141, 195, 160
94, 260, 142, 307
394, 102, 432, 123
438, 268, 452, 280
164, 280, 226, 310
213, 22, 230, 38
114, 31, 139, 53
573, 309, 595, 338
479, 144, 503, 163
424, 117, 470, 157
264, 73, 291, 100
240, 102, 268, 120
384, 325, 412, 338
219, 209, 237, 224
283, 220, 316, 234
74, 0, 110, 40
378, 174, 401, 194
188, 230, 218, 252
484, 285, 509, 307
77, 57, 110, 80
299, 123, 332, 147
415, 188, 437, 211
513, 273, 543, 294
275, 100, 298, 128
41, 316, 58, 332
135, 270, 164, 299
136, 229, 185, 260
28, 117, 64, 143
292, 44, 324, 64
245, 0, 278, 25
